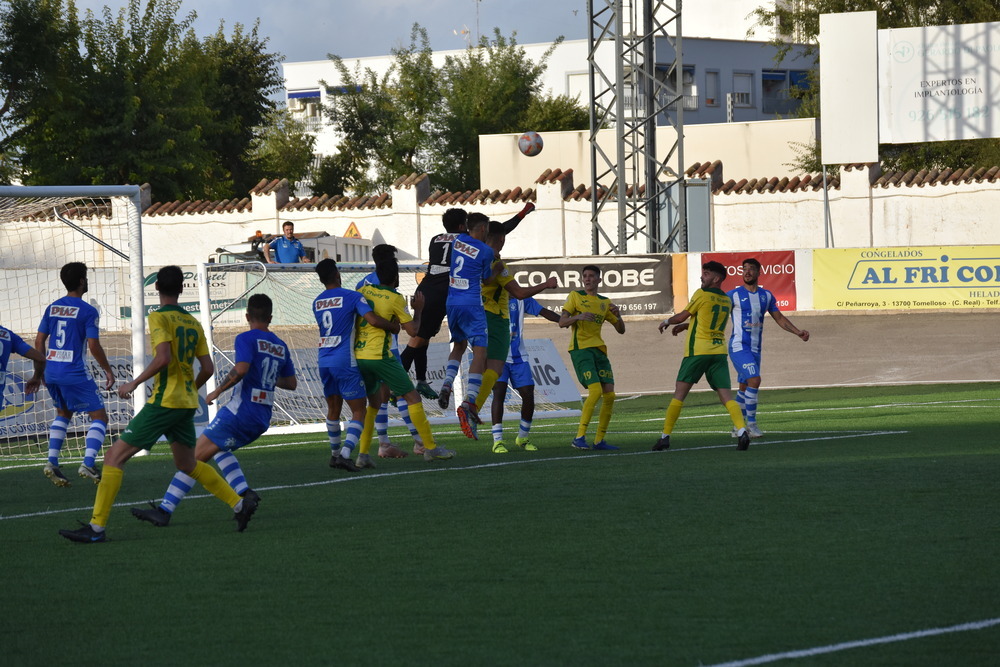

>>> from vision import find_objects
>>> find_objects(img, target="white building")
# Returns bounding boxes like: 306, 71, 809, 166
281, 1, 812, 160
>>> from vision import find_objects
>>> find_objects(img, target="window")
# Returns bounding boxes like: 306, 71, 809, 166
732, 72, 753, 107
659, 65, 698, 111
761, 70, 810, 114
705, 70, 720, 106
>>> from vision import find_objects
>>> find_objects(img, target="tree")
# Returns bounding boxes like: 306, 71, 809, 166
0, 0, 284, 200
429, 30, 559, 191
324, 25, 587, 195
751, 1, 1000, 172
202, 20, 283, 196
324, 25, 439, 194
246, 109, 316, 193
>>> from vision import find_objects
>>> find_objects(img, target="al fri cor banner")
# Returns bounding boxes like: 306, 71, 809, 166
813, 246, 1000, 310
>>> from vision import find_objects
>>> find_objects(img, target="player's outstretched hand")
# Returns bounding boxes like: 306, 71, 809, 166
671, 324, 688, 336
411, 291, 425, 311
798, 329, 810, 342
518, 202, 535, 219
117, 380, 138, 399
103, 370, 115, 391
24, 376, 42, 395
543, 276, 558, 290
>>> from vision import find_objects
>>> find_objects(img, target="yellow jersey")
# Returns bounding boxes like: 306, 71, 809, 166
147, 305, 209, 409
562, 290, 619, 352
682, 288, 731, 357
482, 261, 513, 318
355, 284, 411, 360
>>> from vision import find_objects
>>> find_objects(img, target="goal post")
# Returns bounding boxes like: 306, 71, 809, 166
0, 185, 145, 457
198, 261, 580, 437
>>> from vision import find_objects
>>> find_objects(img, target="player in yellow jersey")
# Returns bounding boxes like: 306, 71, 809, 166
559, 265, 625, 451
468, 221, 556, 449
354, 258, 456, 465
59, 266, 257, 543
653, 261, 750, 452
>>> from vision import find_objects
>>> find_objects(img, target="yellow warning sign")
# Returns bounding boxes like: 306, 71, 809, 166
344, 222, 362, 239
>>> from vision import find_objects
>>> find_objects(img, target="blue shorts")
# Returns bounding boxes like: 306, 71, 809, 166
48, 378, 105, 413
499, 360, 535, 389
203, 408, 267, 452
729, 350, 762, 383
320, 366, 367, 401
446, 304, 488, 348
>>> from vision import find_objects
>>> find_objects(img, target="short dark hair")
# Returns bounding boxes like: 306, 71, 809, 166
442, 208, 467, 233
246, 293, 273, 323
60, 262, 87, 291
582, 264, 601, 277
703, 261, 727, 280
371, 244, 397, 263
742, 257, 762, 270
486, 220, 505, 241
466, 212, 489, 233
315, 258, 339, 285
155, 265, 184, 297
282, 221, 294, 229
375, 258, 399, 287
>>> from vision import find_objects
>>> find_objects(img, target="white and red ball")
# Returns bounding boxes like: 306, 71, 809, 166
518, 131, 544, 157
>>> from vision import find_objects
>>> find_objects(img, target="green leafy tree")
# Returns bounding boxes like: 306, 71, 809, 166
524, 93, 591, 133
247, 109, 316, 193
429, 30, 559, 191
203, 20, 283, 195
324, 25, 439, 194
751, 1, 1000, 171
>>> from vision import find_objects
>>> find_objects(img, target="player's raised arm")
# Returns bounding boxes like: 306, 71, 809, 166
505, 275, 558, 301
499, 202, 535, 235
770, 310, 810, 341
659, 310, 692, 333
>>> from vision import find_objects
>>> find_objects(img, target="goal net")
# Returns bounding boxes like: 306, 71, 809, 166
199, 261, 579, 436
0, 186, 145, 458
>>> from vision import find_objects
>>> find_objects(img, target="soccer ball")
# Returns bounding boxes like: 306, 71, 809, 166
518, 131, 544, 157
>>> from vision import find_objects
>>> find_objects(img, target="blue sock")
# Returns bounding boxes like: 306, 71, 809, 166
464, 373, 482, 405
47, 416, 70, 466
341, 419, 363, 457
443, 360, 460, 388
213, 451, 248, 495
83, 420, 107, 468
492, 423, 504, 443
327, 419, 341, 453
518, 419, 532, 439
160, 471, 196, 513
376, 403, 390, 444
745, 387, 759, 423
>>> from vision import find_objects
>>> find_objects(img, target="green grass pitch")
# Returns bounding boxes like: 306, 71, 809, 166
2, 382, 999, 666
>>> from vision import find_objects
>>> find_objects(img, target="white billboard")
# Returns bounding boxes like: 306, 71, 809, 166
878, 21, 1000, 144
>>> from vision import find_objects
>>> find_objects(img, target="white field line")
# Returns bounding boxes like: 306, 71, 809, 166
635, 397, 1000, 422
0, 430, 901, 521
705, 616, 1000, 667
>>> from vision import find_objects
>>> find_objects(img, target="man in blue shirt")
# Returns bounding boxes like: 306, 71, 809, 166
313, 258, 397, 471
130, 293, 296, 527
264, 221, 306, 264
728, 257, 810, 438
35, 262, 116, 486
442, 212, 496, 438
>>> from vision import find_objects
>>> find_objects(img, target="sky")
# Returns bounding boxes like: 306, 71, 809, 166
71, 0, 590, 64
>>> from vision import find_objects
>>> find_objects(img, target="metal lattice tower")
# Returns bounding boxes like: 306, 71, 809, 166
587, 0, 686, 254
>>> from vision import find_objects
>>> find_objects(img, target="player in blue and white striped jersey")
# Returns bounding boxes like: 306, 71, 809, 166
727, 257, 809, 438
130, 293, 296, 527
0, 324, 44, 409
489, 296, 560, 451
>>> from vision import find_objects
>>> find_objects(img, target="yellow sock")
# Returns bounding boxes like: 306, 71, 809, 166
189, 460, 241, 509
596, 391, 616, 441
725, 400, 745, 430
406, 401, 437, 449
359, 405, 378, 455
576, 383, 603, 439
91, 465, 123, 528
661, 398, 684, 435
474, 368, 500, 412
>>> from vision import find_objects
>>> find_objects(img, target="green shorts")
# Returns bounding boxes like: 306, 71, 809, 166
357, 357, 415, 397
569, 347, 614, 387
676, 354, 731, 390
486, 311, 511, 361
120, 404, 198, 450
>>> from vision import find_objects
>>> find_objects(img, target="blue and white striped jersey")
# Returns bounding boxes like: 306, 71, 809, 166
506, 297, 545, 364
727, 285, 780, 355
